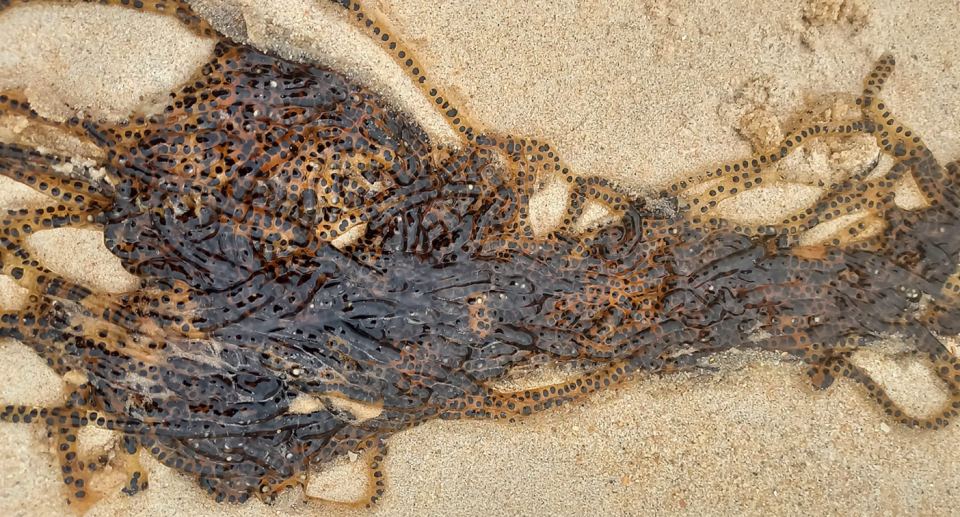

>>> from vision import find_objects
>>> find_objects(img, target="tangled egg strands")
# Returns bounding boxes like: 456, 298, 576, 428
0, 0, 959, 512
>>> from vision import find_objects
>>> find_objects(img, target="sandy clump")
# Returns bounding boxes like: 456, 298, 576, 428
1, 0, 959, 516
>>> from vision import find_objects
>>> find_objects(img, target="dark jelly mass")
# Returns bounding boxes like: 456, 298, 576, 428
1, 0, 960, 512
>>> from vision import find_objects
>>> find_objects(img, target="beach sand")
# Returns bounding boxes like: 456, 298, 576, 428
1, 0, 959, 515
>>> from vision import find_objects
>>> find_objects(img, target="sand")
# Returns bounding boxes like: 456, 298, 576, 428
1, 0, 959, 515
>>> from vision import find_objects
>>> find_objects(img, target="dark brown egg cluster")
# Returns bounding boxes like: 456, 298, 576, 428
1, 0, 959, 512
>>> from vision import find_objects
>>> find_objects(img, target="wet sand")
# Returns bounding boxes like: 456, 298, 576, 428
1, 0, 959, 515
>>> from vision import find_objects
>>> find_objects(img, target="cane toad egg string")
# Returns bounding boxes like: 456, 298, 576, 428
0, 0, 959, 512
